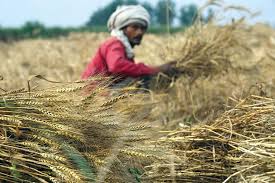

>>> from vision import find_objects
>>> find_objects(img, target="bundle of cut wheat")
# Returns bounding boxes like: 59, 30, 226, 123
0, 77, 163, 183
143, 95, 275, 182
161, 22, 248, 84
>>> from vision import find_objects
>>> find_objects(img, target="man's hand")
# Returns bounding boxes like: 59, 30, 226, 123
158, 61, 177, 73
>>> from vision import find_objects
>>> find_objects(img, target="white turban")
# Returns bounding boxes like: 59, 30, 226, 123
107, 5, 150, 31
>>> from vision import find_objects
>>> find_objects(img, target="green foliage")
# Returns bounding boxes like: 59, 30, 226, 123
86, 0, 139, 26
155, 0, 176, 26
179, 4, 198, 27
62, 144, 96, 182
86, 0, 180, 27
128, 167, 142, 182
10, 162, 21, 181
0, 21, 71, 42
148, 25, 184, 34
21, 21, 45, 38
0, 1, 209, 41
0, 24, 184, 42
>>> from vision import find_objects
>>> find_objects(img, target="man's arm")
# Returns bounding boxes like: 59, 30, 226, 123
105, 41, 159, 77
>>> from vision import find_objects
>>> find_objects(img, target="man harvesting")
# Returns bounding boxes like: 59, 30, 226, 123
81, 5, 175, 88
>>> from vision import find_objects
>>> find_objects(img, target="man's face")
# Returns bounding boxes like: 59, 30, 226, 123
123, 23, 147, 46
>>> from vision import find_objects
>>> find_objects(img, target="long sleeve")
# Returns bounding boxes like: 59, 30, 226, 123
105, 41, 159, 78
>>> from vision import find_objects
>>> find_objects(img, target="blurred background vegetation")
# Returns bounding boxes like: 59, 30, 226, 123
0, 0, 214, 42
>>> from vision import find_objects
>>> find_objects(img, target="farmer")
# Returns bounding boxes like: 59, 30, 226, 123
81, 5, 176, 88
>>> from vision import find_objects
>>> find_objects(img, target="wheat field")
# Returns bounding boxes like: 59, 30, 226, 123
1, 14, 275, 183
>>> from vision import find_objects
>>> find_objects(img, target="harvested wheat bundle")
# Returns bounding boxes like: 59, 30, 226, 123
0, 78, 162, 183
0, 86, 90, 182
142, 95, 275, 182
157, 20, 249, 85
150, 22, 249, 91
149, 72, 262, 129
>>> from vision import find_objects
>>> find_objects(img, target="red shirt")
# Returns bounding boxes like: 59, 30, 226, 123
81, 37, 159, 79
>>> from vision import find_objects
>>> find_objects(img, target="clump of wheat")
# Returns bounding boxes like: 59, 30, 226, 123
151, 20, 249, 91
1, 2, 275, 182
143, 95, 275, 182
0, 77, 166, 182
